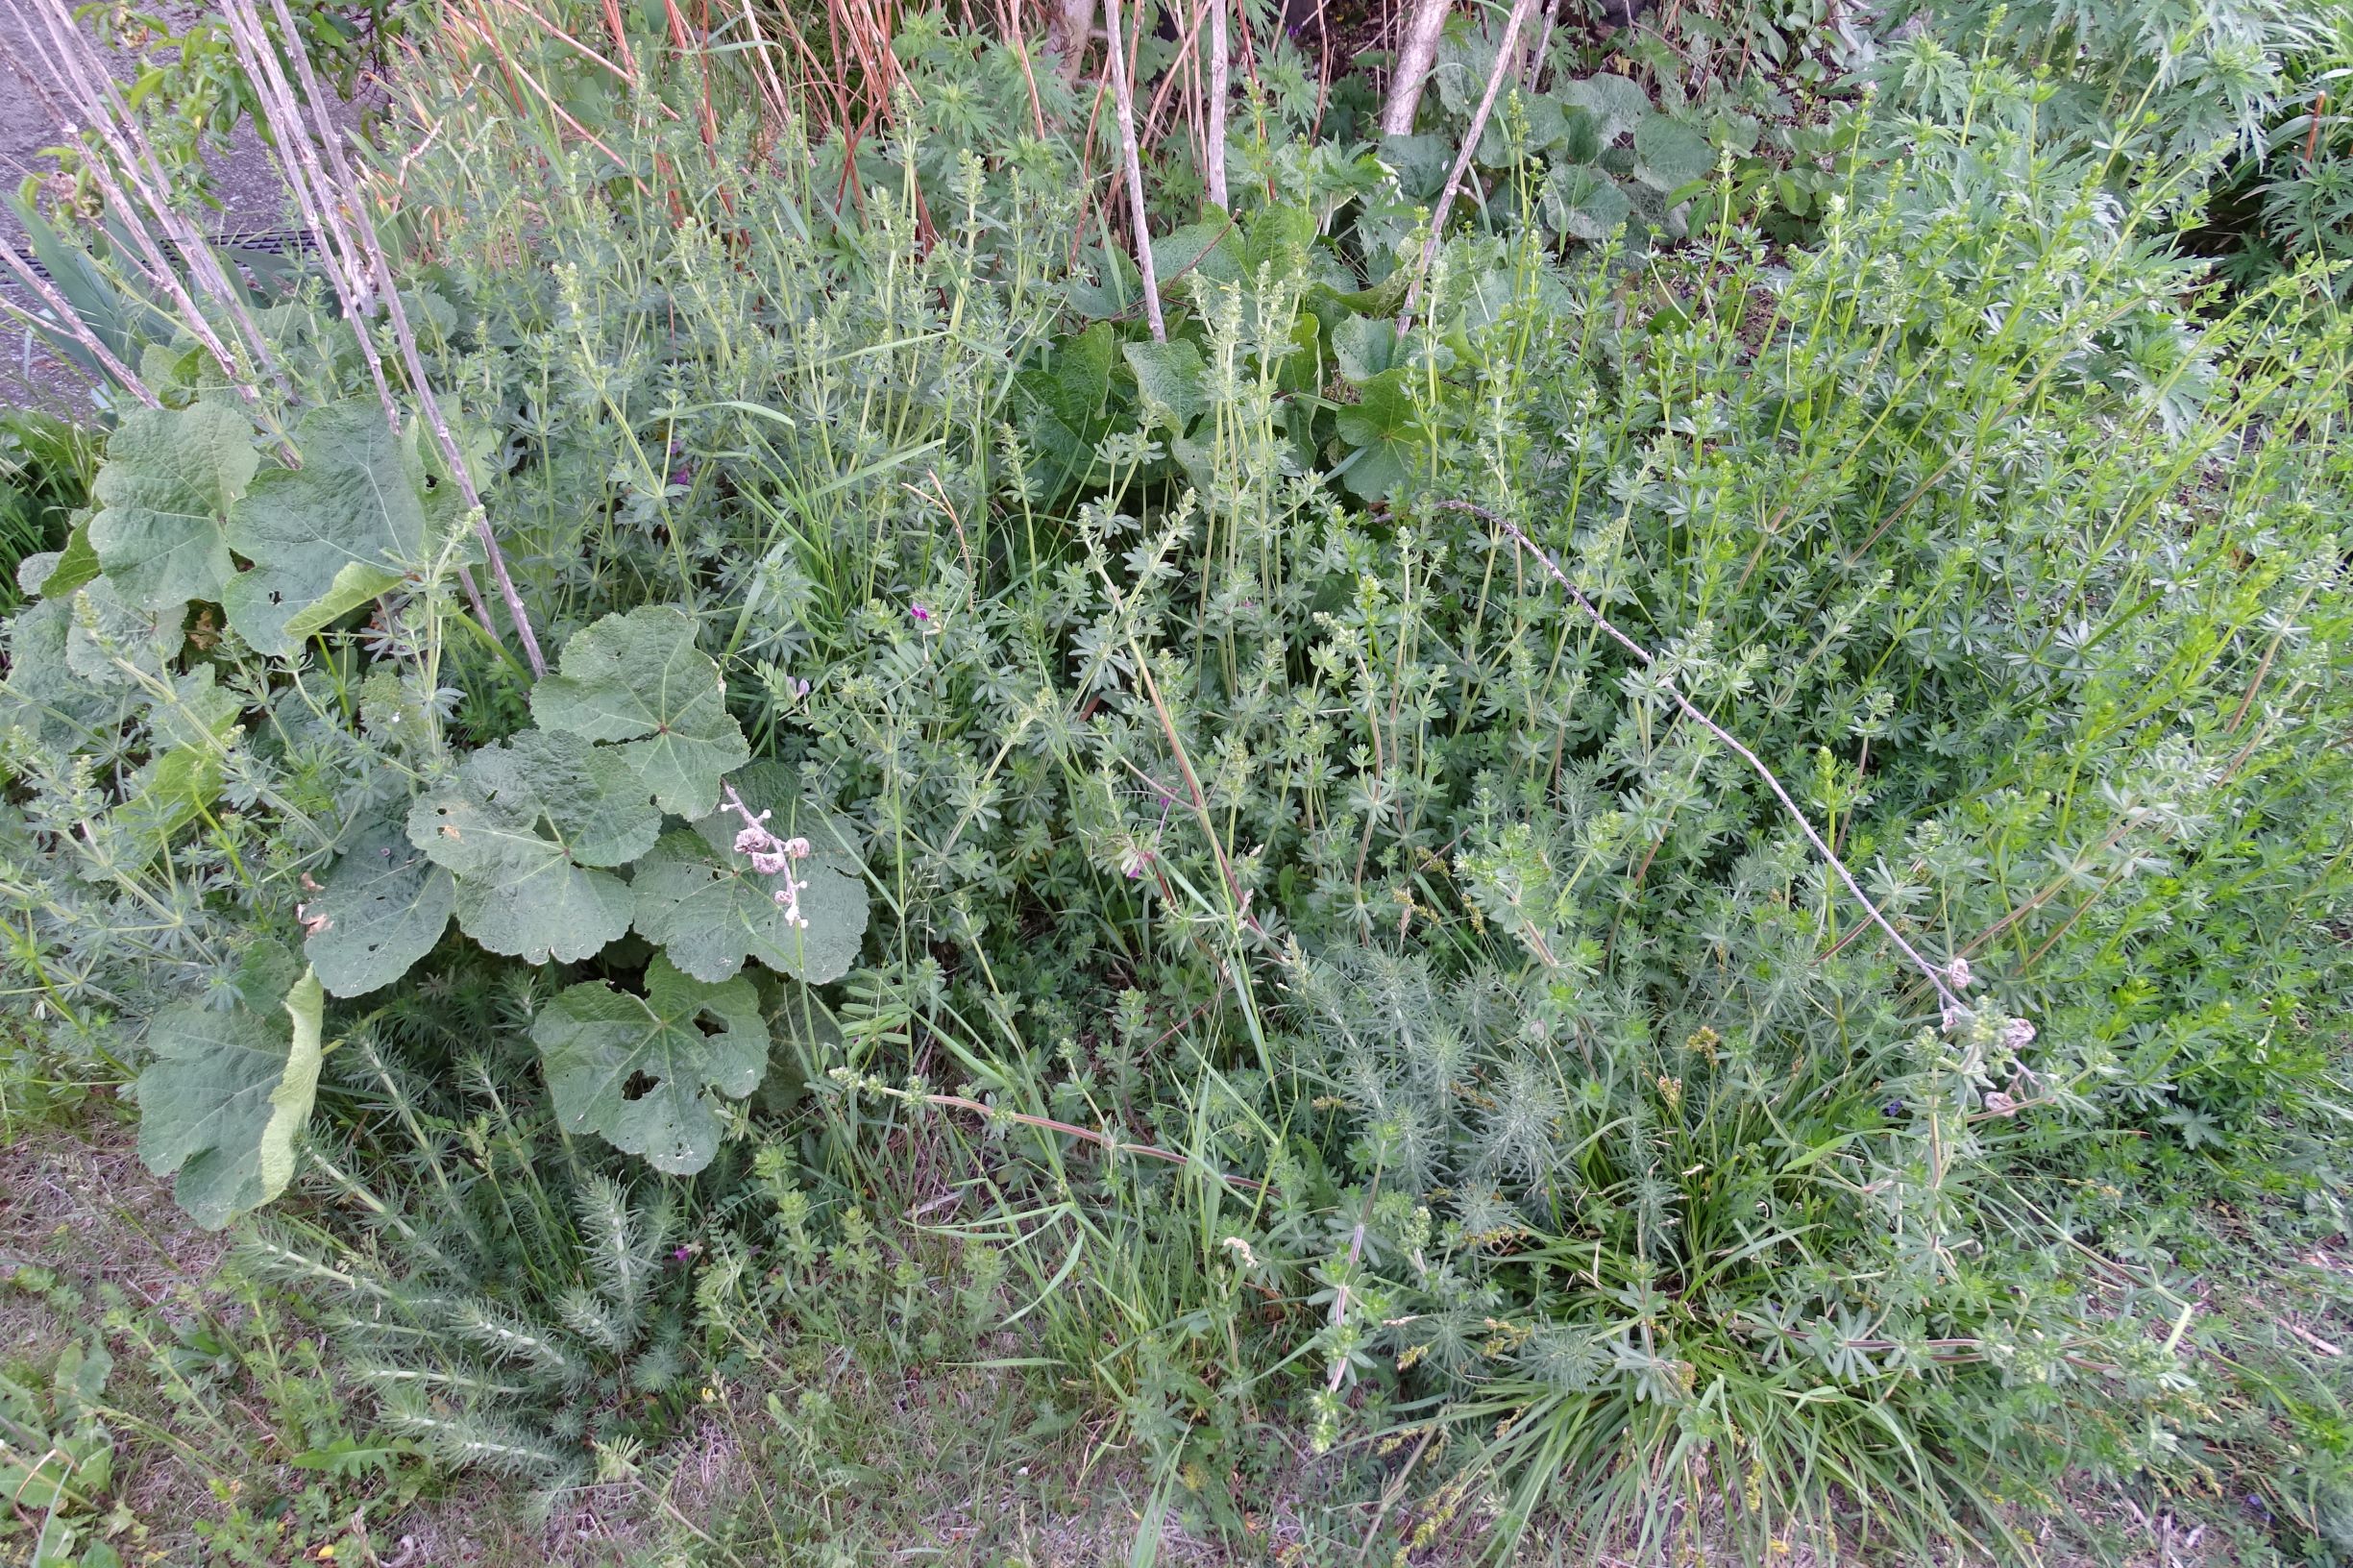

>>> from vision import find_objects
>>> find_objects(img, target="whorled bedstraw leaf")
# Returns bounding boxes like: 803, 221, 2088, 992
529, 605, 749, 818
407, 728, 658, 965
304, 817, 456, 997
136, 968, 327, 1229
86, 402, 257, 614
631, 763, 870, 984
533, 953, 770, 1174
223, 401, 431, 656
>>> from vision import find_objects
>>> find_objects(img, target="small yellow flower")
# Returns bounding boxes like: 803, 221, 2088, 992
700, 1385, 718, 1403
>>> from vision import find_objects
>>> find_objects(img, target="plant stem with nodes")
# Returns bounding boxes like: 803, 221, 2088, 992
1434, 498, 1966, 1016
834, 1071, 1266, 1193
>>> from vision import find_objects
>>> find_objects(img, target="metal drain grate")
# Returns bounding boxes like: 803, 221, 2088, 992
1, 226, 320, 286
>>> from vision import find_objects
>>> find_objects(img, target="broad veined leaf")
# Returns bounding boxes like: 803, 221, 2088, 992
1331, 313, 1397, 382
1013, 320, 1121, 493
1542, 162, 1632, 242
1066, 244, 1140, 321
1377, 133, 1453, 202
529, 605, 748, 818
223, 401, 429, 656
0, 598, 131, 745
19, 517, 100, 600
407, 728, 658, 965
533, 953, 770, 1174
1333, 370, 1430, 501
1557, 73, 1650, 142
86, 402, 257, 613
632, 763, 870, 984
63, 576, 181, 687
1149, 217, 1240, 294
1633, 113, 1714, 192
1123, 340, 1209, 431
137, 968, 327, 1228
304, 817, 455, 997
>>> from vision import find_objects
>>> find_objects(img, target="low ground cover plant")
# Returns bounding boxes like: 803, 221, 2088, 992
2, 0, 2351, 1559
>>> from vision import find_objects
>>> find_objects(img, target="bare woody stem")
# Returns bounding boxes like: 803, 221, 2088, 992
1205, 0, 1230, 209
1433, 499, 1963, 1015
1397, 0, 1540, 334
25, 0, 289, 403
848, 1076, 1266, 1193
1380, 0, 1452, 135
219, 0, 549, 677
0, 237, 159, 407
1102, 0, 1166, 341
218, 0, 504, 644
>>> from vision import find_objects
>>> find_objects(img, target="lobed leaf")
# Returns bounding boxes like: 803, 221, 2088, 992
533, 954, 770, 1174
86, 402, 257, 614
530, 605, 749, 818
223, 401, 431, 656
304, 817, 456, 997
630, 763, 870, 985
407, 728, 657, 965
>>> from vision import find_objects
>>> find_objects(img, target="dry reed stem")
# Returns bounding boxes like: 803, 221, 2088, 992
0, 235, 159, 406
1397, 0, 1540, 333
1101, 0, 1164, 339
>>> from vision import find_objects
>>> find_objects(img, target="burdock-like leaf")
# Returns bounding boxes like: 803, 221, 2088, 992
632, 762, 869, 984
224, 402, 429, 655
530, 605, 748, 818
137, 968, 327, 1228
407, 728, 658, 965
304, 817, 455, 997
1632, 113, 1713, 192
533, 954, 770, 1174
86, 402, 257, 613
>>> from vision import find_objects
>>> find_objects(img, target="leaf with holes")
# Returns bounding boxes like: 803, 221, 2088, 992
86, 402, 257, 613
631, 763, 869, 984
223, 401, 429, 656
529, 605, 748, 818
406, 728, 657, 965
136, 968, 326, 1228
533, 954, 770, 1174
304, 817, 455, 997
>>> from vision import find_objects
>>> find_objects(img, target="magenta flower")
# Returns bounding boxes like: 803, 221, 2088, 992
910, 603, 931, 623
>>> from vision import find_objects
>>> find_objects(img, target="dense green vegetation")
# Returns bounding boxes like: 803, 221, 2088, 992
3, 0, 2351, 1560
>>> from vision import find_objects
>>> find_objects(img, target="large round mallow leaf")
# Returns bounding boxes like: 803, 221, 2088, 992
303, 817, 455, 997
86, 402, 257, 614
529, 605, 749, 818
223, 401, 430, 656
632, 762, 870, 985
406, 728, 659, 965
532, 954, 770, 1174
136, 968, 327, 1228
